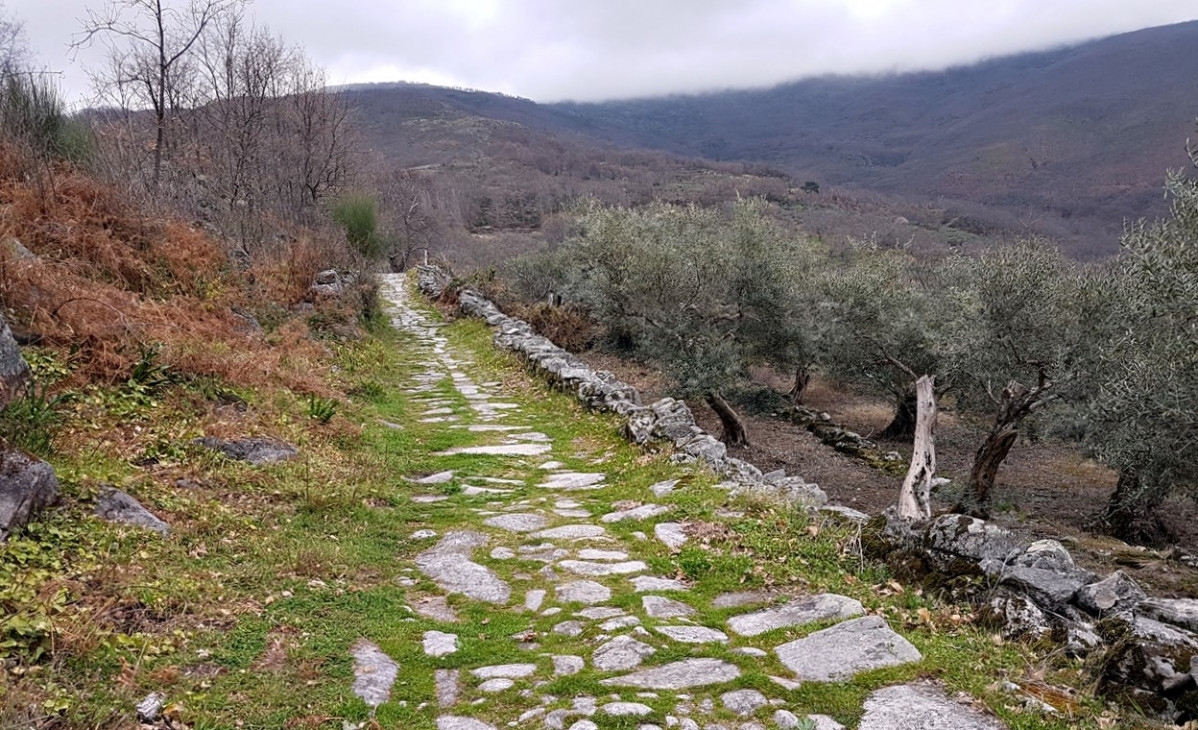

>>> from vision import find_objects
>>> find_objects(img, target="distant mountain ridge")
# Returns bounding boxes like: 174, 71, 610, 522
348, 20, 1198, 257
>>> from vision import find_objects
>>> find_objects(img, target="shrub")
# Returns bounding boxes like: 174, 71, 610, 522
330, 194, 386, 261
0, 72, 92, 165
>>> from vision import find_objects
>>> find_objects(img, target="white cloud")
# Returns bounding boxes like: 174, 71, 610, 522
8, 0, 1198, 105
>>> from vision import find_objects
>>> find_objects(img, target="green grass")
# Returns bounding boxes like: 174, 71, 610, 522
0, 282, 1153, 729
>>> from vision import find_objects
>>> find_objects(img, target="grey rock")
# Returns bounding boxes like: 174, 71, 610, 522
471, 663, 537, 679
732, 647, 768, 657
821, 505, 871, 522
680, 434, 727, 463
568, 722, 599, 730
577, 607, 626, 620
982, 588, 1053, 641
923, 514, 1024, 570
478, 678, 514, 692
1076, 571, 1146, 616
774, 616, 922, 681
413, 529, 439, 539
601, 616, 642, 630
655, 522, 688, 551
0, 449, 60, 541
556, 580, 612, 604
577, 549, 629, 561
768, 676, 802, 691
412, 595, 459, 622
490, 546, 515, 559
1139, 597, 1198, 632
437, 717, 497, 730
736, 476, 827, 508
711, 590, 776, 609
998, 565, 1087, 611
94, 487, 169, 534
533, 525, 607, 540
858, 683, 1006, 729
720, 690, 767, 716
351, 640, 399, 708
559, 559, 648, 576
632, 576, 689, 592
772, 710, 801, 730
552, 655, 585, 676
538, 472, 607, 490
437, 443, 551, 457
726, 594, 864, 637
553, 621, 585, 637
600, 658, 741, 690
194, 436, 298, 465
415, 531, 511, 605
436, 669, 460, 707
651, 479, 681, 497
602, 702, 654, 717
654, 626, 728, 644
601, 504, 671, 523
525, 589, 546, 612
806, 717, 846, 730
594, 635, 656, 671
136, 692, 166, 723
423, 630, 459, 658
1096, 616, 1198, 696
1010, 539, 1075, 572
0, 312, 29, 411
484, 513, 549, 533
409, 470, 455, 484
643, 595, 696, 619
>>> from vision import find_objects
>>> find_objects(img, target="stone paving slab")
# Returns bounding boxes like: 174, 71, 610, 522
774, 616, 922, 681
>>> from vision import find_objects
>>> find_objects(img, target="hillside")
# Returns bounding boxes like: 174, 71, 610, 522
348, 21, 1198, 258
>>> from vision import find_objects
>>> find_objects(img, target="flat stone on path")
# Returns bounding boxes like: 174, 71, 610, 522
858, 683, 1007, 729
601, 504, 671, 523
559, 560, 648, 576
525, 589, 546, 612
600, 658, 742, 690
415, 531, 511, 605
539, 472, 606, 490
437, 717, 497, 730
577, 607, 625, 620
351, 640, 399, 709
423, 631, 459, 657
654, 626, 728, 643
727, 593, 864, 637
712, 590, 777, 609
408, 471, 455, 484
478, 678, 514, 692
532, 525, 607, 540
654, 523, 688, 551
643, 595, 696, 618
601, 702, 654, 717
411, 595, 459, 622
577, 549, 629, 561
556, 580, 612, 604
552, 655, 585, 675
435, 669, 459, 707
650, 479, 681, 497
631, 576, 689, 592
594, 635, 657, 671
774, 616, 922, 682
437, 444, 552, 457
470, 663, 537, 679
722, 689, 768, 716
483, 513, 549, 532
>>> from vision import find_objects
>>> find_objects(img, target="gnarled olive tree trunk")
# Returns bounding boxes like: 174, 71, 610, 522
880, 390, 918, 441
894, 375, 937, 521
787, 367, 811, 407
962, 378, 1052, 514
1097, 471, 1172, 545
706, 391, 750, 447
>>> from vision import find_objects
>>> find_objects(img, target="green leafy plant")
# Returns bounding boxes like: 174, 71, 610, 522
0, 381, 64, 457
307, 394, 338, 424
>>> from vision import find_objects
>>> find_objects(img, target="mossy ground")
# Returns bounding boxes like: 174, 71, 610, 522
0, 280, 1148, 729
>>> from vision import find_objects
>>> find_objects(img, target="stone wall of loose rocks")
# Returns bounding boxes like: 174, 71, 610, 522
418, 265, 1198, 724
416, 266, 830, 513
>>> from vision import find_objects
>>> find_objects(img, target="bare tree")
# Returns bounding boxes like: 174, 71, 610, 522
75, 0, 243, 186
379, 168, 438, 271
0, 1, 28, 72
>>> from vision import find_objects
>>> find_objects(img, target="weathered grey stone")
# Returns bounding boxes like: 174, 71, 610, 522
732, 647, 768, 657
649, 398, 698, 442
711, 590, 776, 609
552, 655, 585, 676
478, 678, 514, 692
471, 663, 536, 679
408, 471, 456, 484
726, 594, 864, 637
533, 525, 607, 540
0, 312, 29, 411
94, 487, 169, 534
577, 607, 626, 620
194, 436, 299, 465
632, 576, 689, 592
805, 716, 845, 730
423, 630, 459, 658
136, 692, 166, 723
821, 505, 871, 523
594, 635, 656, 671
981, 588, 1053, 641
539, 472, 607, 490
490, 546, 515, 559
351, 640, 399, 708
602, 702, 654, 717
772, 710, 801, 730
525, 589, 546, 612
568, 721, 598, 730
1010, 539, 1075, 572
553, 621, 585, 637
559, 559, 648, 576
0, 450, 60, 541
577, 549, 629, 561
680, 434, 727, 463
412, 595, 459, 622
437, 716, 497, 730
923, 514, 1024, 570
655, 522, 688, 551
643, 595, 696, 619
556, 580, 612, 604
721, 690, 767, 716
415, 531, 511, 605
436, 669, 460, 708
650, 479, 681, 497
601, 658, 741, 690
655, 626, 728, 644
483, 513, 549, 533
437, 443, 551, 457
1096, 616, 1198, 698
413, 529, 439, 539
774, 616, 922, 681
601, 504, 671, 523
601, 616, 642, 630
858, 683, 1006, 729
998, 565, 1087, 611
735, 477, 827, 508
1076, 571, 1146, 616
1139, 597, 1198, 633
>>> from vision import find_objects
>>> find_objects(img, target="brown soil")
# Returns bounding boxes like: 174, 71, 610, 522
580, 351, 1198, 598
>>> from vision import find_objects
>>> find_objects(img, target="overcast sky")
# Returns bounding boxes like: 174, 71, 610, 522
11, 0, 1198, 106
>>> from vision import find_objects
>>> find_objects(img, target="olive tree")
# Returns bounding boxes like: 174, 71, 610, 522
1080, 159, 1198, 542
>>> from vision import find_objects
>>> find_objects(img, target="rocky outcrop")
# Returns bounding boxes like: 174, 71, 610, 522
0, 311, 30, 411
194, 437, 299, 465
0, 450, 60, 541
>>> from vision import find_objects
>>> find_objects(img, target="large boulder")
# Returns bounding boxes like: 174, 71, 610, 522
0, 450, 60, 541
95, 487, 169, 535
1094, 616, 1198, 720
1076, 571, 1146, 618
923, 514, 1026, 575
0, 312, 30, 411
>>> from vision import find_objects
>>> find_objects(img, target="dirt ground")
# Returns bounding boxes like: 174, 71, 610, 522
580, 352, 1198, 598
